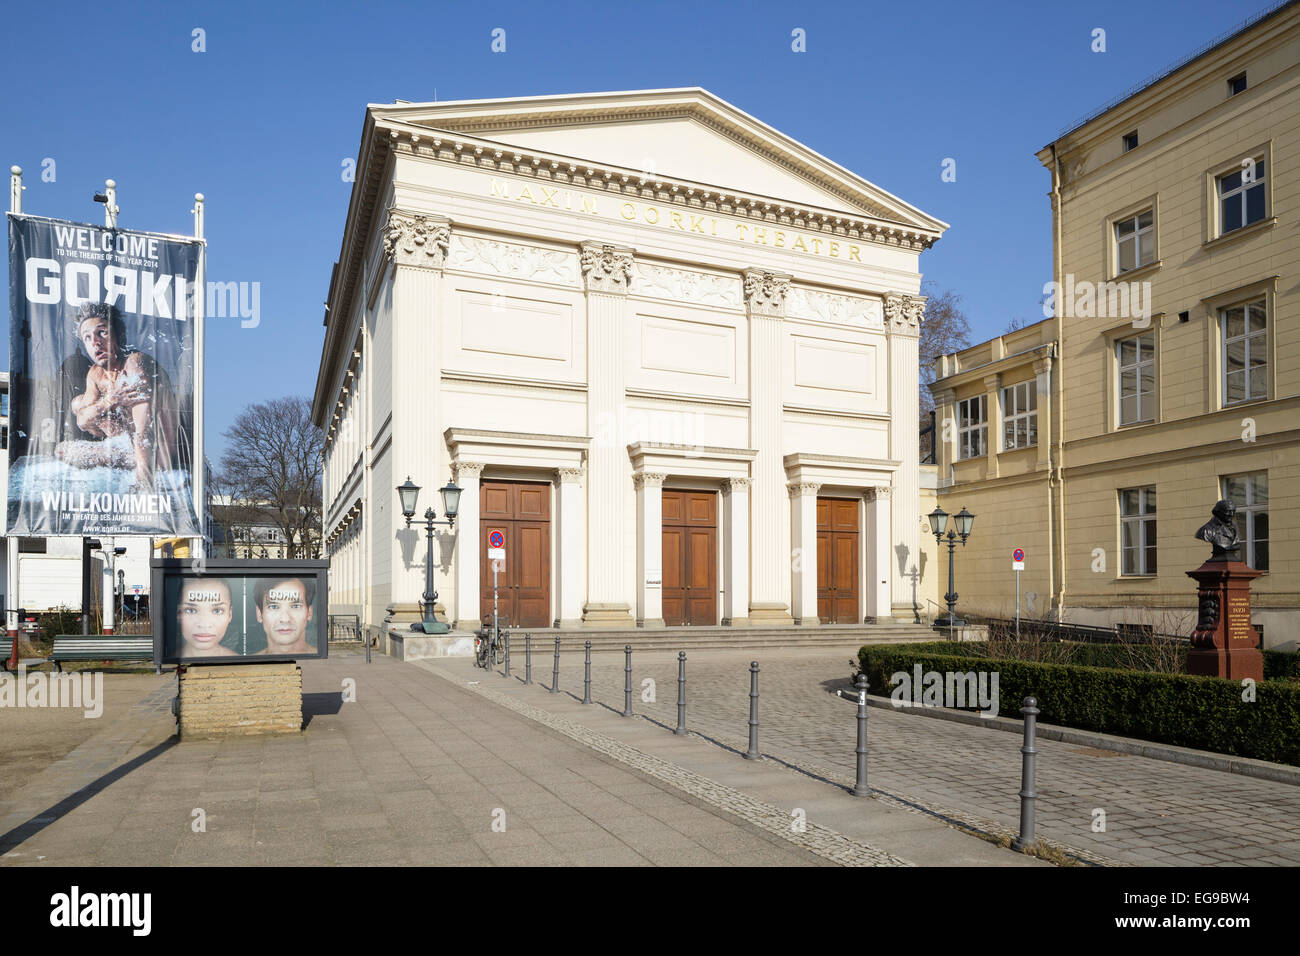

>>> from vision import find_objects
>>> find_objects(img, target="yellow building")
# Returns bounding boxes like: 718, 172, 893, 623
933, 2, 1300, 651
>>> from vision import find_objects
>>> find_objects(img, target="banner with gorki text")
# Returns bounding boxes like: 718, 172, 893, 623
7, 214, 201, 535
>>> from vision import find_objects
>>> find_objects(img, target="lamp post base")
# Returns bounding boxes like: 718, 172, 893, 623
412, 620, 451, 634
933, 615, 966, 628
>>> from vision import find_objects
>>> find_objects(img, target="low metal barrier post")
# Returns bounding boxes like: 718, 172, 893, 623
583, 640, 592, 704
744, 661, 760, 759
551, 636, 560, 694
1011, 696, 1040, 851
835, 673, 870, 796
623, 645, 633, 717
675, 651, 687, 735
525, 633, 532, 684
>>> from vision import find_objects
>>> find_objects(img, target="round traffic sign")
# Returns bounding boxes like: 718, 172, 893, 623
1013, 549, 1024, 562
488, 529, 505, 549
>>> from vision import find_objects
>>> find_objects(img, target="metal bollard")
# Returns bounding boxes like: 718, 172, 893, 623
503, 630, 510, 678
551, 636, 561, 694
744, 661, 760, 759
623, 645, 633, 717
850, 673, 869, 795
1011, 696, 1039, 851
675, 651, 687, 735
525, 633, 532, 685
583, 641, 592, 704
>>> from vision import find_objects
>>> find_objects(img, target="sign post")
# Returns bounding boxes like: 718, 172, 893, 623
1012, 549, 1025, 636
488, 529, 506, 638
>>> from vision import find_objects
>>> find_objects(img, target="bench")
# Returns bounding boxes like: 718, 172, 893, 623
50, 635, 158, 673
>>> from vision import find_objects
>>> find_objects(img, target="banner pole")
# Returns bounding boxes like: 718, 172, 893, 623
192, 193, 206, 559
104, 179, 118, 229
6, 167, 20, 667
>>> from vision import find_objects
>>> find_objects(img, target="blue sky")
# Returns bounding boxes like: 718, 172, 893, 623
1, 0, 1278, 457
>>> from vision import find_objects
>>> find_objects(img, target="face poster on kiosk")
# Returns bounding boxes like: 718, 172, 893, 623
152, 559, 329, 665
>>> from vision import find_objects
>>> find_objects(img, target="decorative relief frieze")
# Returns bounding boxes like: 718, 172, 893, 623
632, 263, 742, 308
743, 269, 792, 316
784, 287, 885, 330
579, 241, 634, 294
380, 209, 451, 269
884, 293, 926, 334
447, 235, 579, 286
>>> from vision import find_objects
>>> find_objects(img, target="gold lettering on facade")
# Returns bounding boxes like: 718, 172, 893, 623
621, 202, 636, 220
644, 207, 659, 224
690, 215, 707, 234
792, 236, 806, 252
670, 211, 684, 230
850, 245, 862, 262
775, 231, 785, 248
829, 241, 840, 258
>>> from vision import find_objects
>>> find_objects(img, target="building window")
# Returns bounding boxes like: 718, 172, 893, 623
1115, 209, 1155, 273
1002, 381, 1038, 450
0, 392, 8, 417
1228, 72, 1247, 96
1122, 131, 1139, 152
1222, 473, 1268, 571
1221, 299, 1266, 404
1120, 487, 1157, 576
1217, 159, 1266, 234
957, 395, 987, 460
1, 425, 6, 450
1117, 333, 1155, 425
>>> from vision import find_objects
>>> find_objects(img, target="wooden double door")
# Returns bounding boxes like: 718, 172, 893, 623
817, 497, 860, 624
480, 480, 551, 628
662, 490, 717, 627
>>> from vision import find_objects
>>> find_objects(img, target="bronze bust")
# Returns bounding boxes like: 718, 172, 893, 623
1195, 498, 1241, 560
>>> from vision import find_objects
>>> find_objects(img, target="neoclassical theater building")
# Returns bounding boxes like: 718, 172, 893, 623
312, 89, 946, 652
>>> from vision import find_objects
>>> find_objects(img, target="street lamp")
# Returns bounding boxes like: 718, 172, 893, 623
396, 476, 461, 634
928, 506, 975, 628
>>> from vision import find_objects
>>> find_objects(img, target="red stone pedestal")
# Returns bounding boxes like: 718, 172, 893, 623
1185, 559, 1263, 681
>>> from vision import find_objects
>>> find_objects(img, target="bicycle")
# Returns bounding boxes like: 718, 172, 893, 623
474, 612, 509, 669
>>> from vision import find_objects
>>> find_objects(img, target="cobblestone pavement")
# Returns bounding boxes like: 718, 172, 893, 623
0, 652, 827, 867
492, 645, 1300, 867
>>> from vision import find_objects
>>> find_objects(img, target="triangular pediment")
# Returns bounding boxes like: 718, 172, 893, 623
369, 89, 947, 235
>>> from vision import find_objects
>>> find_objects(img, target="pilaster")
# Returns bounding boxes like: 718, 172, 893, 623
556, 466, 587, 628
581, 241, 636, 627
745, 268, 794, 625
984, 372, 1002, 479
866, 486, 893, 622
384, 208, 451, 622
451, 460, 484, 631
886, 293, 924, 620
634, 472, 667, 627
1033, 356, 1053, 471
788, 481, 821, 626
722, 477, 751, 626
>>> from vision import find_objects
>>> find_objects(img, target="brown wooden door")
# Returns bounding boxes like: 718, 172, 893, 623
817, 498, 859, 624
480, 480, 551, 628
661, 490, 717, 626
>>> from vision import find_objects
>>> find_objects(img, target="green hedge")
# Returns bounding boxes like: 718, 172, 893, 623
857, 644, 1300, 766
1264, 649, 1300, 682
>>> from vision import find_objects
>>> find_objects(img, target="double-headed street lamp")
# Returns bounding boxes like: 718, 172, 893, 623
928, 506, 975, 628
396, 477, 462, 634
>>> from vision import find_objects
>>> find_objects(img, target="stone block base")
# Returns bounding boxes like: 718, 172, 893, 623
748, 603, 793, 626
1187, 647, 1264, 682
387, 628, 474, 661
582, 603, 635, 627
179, 663, 302, 740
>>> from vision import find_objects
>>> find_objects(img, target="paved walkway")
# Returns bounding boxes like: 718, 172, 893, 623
0, 651, 828, 866
469, 645, 1300, 867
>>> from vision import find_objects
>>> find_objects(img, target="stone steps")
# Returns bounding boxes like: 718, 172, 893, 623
479, 624, 940, 654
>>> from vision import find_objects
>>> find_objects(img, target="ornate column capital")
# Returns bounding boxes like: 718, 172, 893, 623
580, 241, 634, 294
452, 460, 484, 481
555, 466, 585, 485
632, 471, 667, 490
381, 208, 451, 269
885, 293, 925, 335
1032, 356, 1053, 376
742, 269, 792, 317
787, 480, 821, 499
866, 485, 893, 501
723, 476, 752, 493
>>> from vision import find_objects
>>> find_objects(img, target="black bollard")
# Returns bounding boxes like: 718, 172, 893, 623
524, 633, 532, 685
851, 673, 869, 795
551, 636, 561, 694
623, 645, 633, 717
744, 661, 760, 760
503, 630, 510, 678
583, 641, 592, 704
675, 651, 687, 735
1011, 697, 1040, 851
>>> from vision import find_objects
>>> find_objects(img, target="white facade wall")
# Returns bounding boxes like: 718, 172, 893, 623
316, 90, 944, 638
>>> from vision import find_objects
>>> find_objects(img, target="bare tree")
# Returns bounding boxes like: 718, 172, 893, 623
219, 397, 323, 559
918, 281, 972, 415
